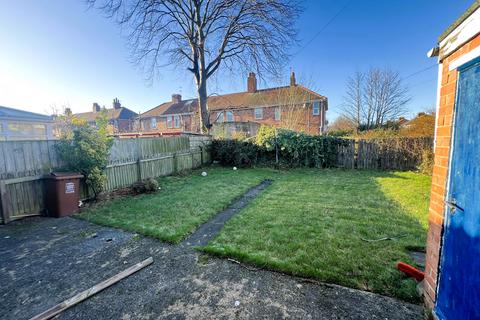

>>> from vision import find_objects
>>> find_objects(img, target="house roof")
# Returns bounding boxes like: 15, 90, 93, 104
141, 85, 326, 118
0, 106, 53, 122
141, 99, 197, 118
439, 0, 480, 42
75, 107, 137, 122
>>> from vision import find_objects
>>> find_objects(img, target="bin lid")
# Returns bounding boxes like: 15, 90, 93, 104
45, 172, 84, 180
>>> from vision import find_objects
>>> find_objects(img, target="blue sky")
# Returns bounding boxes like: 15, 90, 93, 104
0, 0, 474, 121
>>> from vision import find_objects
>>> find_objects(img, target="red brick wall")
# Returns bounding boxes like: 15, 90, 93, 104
424, 33, 480, 310
210, 104, 325, 135
140, 114, 194, 134
139, 102, 326, 135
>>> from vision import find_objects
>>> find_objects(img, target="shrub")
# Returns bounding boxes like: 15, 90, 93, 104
56, 113, 113, 198
212, 139, 264, 167
418, 148, 434, 175
132, 178, 159, 194
144, 177, 159, 192
213, 128, 349, 168
255, 125, 276, 149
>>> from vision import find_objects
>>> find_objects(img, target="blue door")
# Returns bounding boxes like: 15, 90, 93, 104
435, 59, 480, 320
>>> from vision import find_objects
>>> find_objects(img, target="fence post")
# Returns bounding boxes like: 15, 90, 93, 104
136, 137, 142, 181
173, 152, 177, 173
0, 180, 10, 224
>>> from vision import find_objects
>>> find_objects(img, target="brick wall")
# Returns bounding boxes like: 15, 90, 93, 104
140, 102, 326, 136
140, 114, 194, 133
210, 104, 325, 135
424, 33, 480, 309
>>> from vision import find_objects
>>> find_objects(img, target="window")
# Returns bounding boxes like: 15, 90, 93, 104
312, 101, 320, 115
174, 115, 181, 128
216, 112, 224, 123
226, 111, 234, 122
274, 107, 281, 121
254, 107, 263, 120
166, 115, 173, 128
151, 117, 157, 129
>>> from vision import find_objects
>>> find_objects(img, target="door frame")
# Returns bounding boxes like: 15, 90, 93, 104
434, 55, 480, 319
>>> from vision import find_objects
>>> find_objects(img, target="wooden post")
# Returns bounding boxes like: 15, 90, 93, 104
0, 180, 10, 224
173, 152, 177, 173
136, 137, 142, 181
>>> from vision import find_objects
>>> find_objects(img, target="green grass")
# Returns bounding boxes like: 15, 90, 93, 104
78, 167, 274, 243
202, 169, 431, 302
79, 167, 431, 301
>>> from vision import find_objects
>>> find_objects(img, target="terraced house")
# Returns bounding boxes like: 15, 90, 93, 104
139, 72, 328, 137
73, 98, 138, 133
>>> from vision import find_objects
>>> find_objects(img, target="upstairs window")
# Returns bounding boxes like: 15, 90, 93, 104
216, 112, 224, 123
166, 115, 173, 128
151, 117, 157, 129
274, 107, 281, 121
226, 111, 234, 122
174, 115, 181, 128
254, 107, 263, 120
312, 101, 320, 115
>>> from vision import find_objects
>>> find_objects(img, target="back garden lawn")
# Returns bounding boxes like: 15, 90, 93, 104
79, 167, 431, 302
78, 168, 275, 243
202, 169, 431, 302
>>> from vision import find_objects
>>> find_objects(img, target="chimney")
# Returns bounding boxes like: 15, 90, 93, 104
113, 98, 121, 109
247, 72, 257, 93
290, 71, 296, 86
172, 94, 182, 103
92, 103, 101, 113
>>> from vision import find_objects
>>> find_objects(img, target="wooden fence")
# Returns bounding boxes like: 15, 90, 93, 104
335, 137, 433, 170
0, 135, 211, 224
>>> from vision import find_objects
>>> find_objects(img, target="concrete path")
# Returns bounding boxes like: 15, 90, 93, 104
0, 183, 423, 320
183, 180, 272, 247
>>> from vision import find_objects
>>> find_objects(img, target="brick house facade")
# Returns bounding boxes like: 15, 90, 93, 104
424, 2, 480, 315
139, 72, 327, 136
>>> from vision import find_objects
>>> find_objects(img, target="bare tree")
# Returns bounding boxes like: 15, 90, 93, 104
327, 115, 355, 133
342, 71, 363, 132
87, 0, 301, 132
274, 86, 307, 131
342, 68, 410, 130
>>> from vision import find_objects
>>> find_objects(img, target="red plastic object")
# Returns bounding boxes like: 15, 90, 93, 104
396, 262, 425, 281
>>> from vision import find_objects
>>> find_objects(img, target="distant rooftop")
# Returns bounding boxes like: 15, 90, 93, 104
0, 106, 53, 121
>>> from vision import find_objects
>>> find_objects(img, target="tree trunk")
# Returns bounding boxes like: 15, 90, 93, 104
196, 80, 210, 133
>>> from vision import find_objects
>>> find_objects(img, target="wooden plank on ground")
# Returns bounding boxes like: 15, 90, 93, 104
30, 257, 154, 320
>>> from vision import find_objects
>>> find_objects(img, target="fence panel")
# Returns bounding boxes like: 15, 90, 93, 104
0, 135, 212, 223
336, 140, 355, 169
355, 137, 433, 170
139, 156, 175, 181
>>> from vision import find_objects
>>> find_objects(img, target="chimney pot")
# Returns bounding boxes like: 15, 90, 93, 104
92, 103, 101, 113
113, 98, 121, 109
172, 94, 182, 103
290, 72, 296, 86
247, 72, 257, 93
